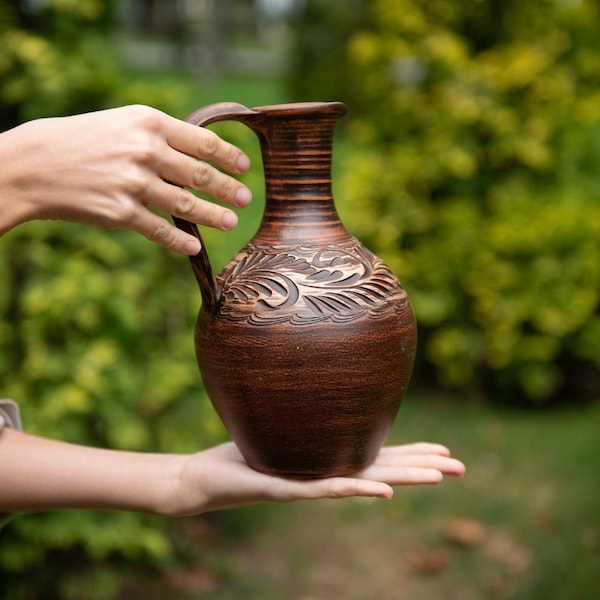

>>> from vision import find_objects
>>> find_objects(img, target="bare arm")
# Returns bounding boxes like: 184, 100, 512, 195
0, 428, 177, 514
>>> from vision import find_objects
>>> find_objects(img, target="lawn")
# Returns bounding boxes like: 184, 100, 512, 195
119, 395, 600, 600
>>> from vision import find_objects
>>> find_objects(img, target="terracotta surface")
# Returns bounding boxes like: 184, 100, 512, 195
174, 102, 416, 478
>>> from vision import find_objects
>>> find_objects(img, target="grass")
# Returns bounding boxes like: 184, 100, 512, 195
122, 395, 600, 600
224, 397, 600, 600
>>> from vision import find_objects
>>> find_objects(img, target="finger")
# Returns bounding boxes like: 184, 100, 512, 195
128, 205, 201, 255
378, 443, 452, 457
270, 476, 395, 503
360, 466, 445, 486
371, 451, 463, 470
164, 117, 251, 174
376, 454, 465, 475
362, 455, 466, 480
145, 179, 240, 231
157, 151, 251, 208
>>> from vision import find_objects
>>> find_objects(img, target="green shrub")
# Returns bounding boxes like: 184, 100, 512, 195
0, 0, 177, 129
0, 222, 230, 597
0, 1, 226, 597
290, 0, 600, 403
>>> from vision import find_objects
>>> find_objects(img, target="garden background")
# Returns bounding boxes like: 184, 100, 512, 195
0, 1, 598, 598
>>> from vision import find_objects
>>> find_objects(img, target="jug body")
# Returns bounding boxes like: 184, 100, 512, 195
197, 238, 416, 478
177, 102, 416, 478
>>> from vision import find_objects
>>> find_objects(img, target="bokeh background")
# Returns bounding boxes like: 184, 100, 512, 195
1, 1, 598, 598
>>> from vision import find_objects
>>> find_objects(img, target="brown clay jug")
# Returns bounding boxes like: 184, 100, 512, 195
174, 101, 416, 479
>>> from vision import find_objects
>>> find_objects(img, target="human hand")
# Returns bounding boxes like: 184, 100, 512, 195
164, 441, 466, 516
0, 105, 251, 254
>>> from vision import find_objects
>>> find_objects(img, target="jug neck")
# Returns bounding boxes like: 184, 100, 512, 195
249, 102, 350, 246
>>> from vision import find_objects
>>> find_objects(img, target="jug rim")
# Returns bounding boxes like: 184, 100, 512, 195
251, 101, 347, 117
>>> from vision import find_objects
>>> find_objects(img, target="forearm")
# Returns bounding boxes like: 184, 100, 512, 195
0, 427, 185, 516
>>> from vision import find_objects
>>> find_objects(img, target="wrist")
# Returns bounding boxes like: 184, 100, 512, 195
149, 453, 187, 517
153, 453, 210, 518
0, 122, 45, 233
96, 451, 194, 517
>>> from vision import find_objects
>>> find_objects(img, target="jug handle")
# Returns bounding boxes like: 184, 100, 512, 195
172, 102, 260, 314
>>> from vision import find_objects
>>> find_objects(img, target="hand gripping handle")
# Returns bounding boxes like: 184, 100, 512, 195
173, 102, 260, 313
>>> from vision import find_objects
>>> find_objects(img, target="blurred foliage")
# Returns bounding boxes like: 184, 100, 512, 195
286, 0, 369, 106
0, 0, 178, 129
0, 1, 227, 597
2, 0, 600, 595
289, 0, 600, 404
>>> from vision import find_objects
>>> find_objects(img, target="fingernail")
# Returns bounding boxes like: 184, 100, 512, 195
236, 153, 251, 172
235, 186, 252, 207
183, 238, 201, 255
222, 210, 238, 230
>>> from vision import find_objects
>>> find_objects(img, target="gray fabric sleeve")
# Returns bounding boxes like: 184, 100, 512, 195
0, 399, 23, 530
0, 399, 23, 431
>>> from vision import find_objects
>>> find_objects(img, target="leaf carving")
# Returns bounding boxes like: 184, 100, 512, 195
218, 241, 409, 326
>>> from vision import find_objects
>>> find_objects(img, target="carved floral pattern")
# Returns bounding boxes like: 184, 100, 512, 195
216, 241, 409, 326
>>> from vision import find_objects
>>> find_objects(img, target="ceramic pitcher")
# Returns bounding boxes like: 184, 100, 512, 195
174, 101, 416, 478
